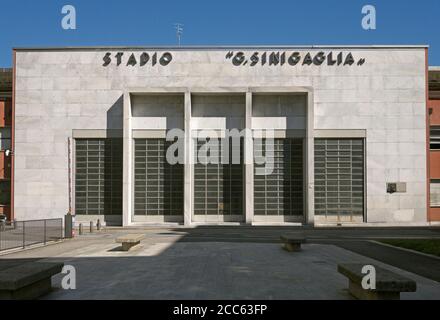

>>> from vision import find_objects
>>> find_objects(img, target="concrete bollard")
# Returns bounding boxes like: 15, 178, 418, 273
89, 221, 94, 233
79, 223, 83, 235
97, 219, 101, 231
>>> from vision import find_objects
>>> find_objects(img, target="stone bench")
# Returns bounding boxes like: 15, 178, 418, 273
116, 234, 145, 251
337, 263, 417, 300
280, 234, 307, 252
0, 261, 64, 300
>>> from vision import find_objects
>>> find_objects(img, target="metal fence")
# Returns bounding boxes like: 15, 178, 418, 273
0, 219, 63, 252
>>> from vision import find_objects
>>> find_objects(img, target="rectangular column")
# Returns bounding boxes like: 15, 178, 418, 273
184, 91, 192, 226
306, 91, 315, 225
122, 92, 133, 226
245, 91, 254, 224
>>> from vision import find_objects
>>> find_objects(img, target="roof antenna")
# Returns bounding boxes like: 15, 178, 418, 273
174, 23, 184, 46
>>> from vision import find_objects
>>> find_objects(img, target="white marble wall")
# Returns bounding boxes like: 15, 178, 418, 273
14, 47, 427, 224
131, 94, 184, 130
252, 94, 307, 130
191, 94, 246, 130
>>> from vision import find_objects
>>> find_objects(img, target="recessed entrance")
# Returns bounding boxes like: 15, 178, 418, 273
254, 138, 305, 222
251, 93, 307, 223
129, 93, 185, 223
193, 138, 244, 222
191, 94, 246, 223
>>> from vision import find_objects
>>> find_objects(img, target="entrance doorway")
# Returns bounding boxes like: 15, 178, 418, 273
254, 138, 305, 222
193, 137, 244, 222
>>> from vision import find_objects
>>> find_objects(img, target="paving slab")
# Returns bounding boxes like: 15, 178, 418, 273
1, 227, 439, 300
40, 241, 440, 300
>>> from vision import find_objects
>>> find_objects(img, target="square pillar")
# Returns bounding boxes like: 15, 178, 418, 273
184, 91, 193, 226
122, 92, 133, 226
245, 91, 254, 224
306, 91, 315, 225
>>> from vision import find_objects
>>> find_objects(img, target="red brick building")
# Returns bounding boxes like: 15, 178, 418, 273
428, 67, 440, 221
0, 68, 12, 220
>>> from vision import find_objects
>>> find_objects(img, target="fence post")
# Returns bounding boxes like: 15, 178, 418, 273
64, 214, 73, 239
44, 220, 47, 245
22, 222, 25, 249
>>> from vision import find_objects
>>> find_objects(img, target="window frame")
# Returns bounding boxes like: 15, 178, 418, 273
0, 180, 11, 206
74, 138, 123, 216
430, 126, 440, 151
0, 127, 11, 151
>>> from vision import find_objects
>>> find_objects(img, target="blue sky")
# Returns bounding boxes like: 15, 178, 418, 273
0, 0, 439, 67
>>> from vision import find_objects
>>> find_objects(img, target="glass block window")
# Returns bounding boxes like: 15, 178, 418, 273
314, 138, 364, 218
134, 139, 184, 216
254, 138, 304, 216
194, 138, 243, 216
75, 139, 123, 215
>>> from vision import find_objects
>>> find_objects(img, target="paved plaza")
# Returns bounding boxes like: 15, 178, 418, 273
1, 227, 440, 300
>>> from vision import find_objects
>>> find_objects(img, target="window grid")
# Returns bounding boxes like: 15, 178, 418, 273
75, 138, 123, 215
134, 139, 184, 216
194, 138, 243, 216
314, 138, 364, 218
254, 138, 304, 216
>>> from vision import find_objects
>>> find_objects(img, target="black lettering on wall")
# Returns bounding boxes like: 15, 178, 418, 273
337, 52, 343, 65
327, 52, 337, 65
269, 52, 280, 65
103, 52, 111, 66
288, 52, 301, 66
232, 52, 245, 66
344, 53, 355, 66
313, 52, 326, 65
303, 53, 313, 65
160, 52, 173, 66
115, 52, 124, 66
140, 52, 150, 66
261, 52, 267, 65
126, 53, 137, 66
250, 52, 259, 66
